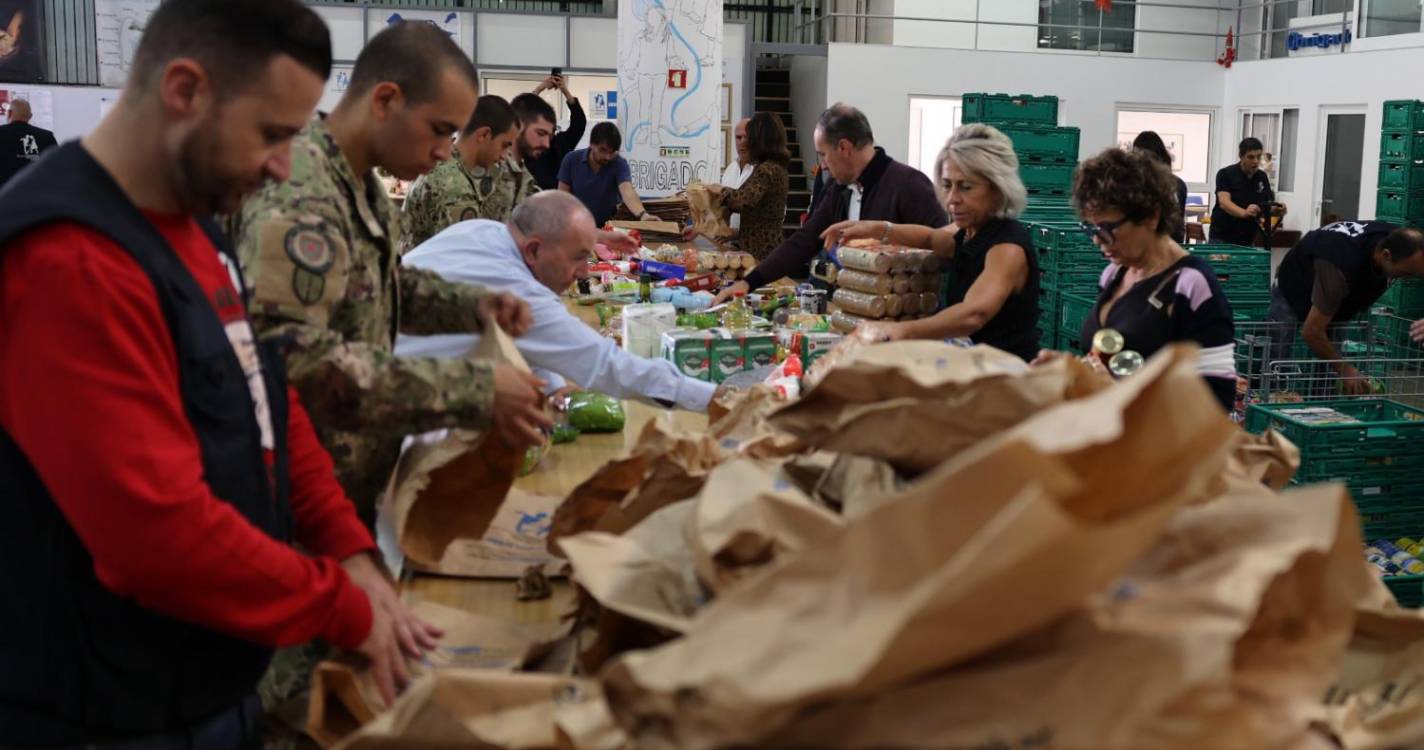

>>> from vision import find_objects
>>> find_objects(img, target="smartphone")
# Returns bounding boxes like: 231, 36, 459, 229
551, 67, 562, 78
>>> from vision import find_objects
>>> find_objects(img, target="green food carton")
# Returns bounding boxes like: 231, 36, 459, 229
710, 332, 748, 383
744, 332, 777, 370
659, 329, 713, 381
803, 331, 842, 366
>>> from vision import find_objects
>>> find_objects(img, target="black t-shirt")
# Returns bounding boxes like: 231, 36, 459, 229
1082, 255, 1236, 411
1209, 164, 1273, 246
1172, 176, 1188, 244
0, 122, 58, 188
945, 218, 1039, 362
1275, 220, 1395, 322
525, 98, 587, 191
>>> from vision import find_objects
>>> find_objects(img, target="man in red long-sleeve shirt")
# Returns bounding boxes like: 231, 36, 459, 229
0, 2, 437, 748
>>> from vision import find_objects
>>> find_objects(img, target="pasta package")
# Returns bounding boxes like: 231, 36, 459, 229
884, 293, 903, 318
831, 288, 886, 319
901, 292, 920, 316
907, 274, 926, 293
921, 291, 940, 314
836, 269, 893, 295
837, 247, 893, 274
829, 309, 870, 334
891, 273, 911, 295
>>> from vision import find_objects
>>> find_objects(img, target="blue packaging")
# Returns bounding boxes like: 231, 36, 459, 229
640, 259, 686, 281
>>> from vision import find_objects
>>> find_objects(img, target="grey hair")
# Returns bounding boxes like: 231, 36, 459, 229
816, 103, 874, 148
935, 123, 1027, 220
510, 190, 593, 240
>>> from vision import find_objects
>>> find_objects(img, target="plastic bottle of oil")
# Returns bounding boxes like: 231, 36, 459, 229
721, 291, 752, 330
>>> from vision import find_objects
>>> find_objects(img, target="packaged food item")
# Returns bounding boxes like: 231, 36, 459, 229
564, 391, 627, 433
722, 292, 754, 330
891, 273, 911, 294
835, 269, 893, 295
902, 292, 920, 316
551, 422, 580, 444
920, 291, 940, 315
661, 329, 715, 380
831, 288, 887, 319
884, 293, 903, 318
829, 309, 870, 334
837, 247, 894, 274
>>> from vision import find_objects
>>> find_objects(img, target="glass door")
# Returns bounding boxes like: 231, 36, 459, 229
1317, 110, 1366, 226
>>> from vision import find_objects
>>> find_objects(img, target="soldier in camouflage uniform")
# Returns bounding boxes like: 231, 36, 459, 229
228, 23, 550, 748
401, 94, 529, 252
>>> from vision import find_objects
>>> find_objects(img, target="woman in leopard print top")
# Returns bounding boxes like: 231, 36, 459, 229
712, 112, 790, 261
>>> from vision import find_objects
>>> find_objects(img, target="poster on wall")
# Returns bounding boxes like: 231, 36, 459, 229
95, 0, 159, 88
0, 87, 52, 129
617, 0, 723, 197
367, 9, 464, 50
0, 0, 43, 83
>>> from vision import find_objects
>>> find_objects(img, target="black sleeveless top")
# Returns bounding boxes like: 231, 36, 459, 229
946, 217, 1040, 361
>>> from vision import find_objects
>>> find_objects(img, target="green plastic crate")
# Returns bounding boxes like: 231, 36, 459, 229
1056, 331, 1085, 355
1042, 263, 1106, 295
1027, 185, 1072, 201
1384, 100, 1424, 132
1245, 399, 1424, 455
962, 93, 1058, 126
1376, 189, 1424, 221
1031, 223, 1092, 252
1058, 292, 1096, 338
1381, 130, 1424, 164
1379, 161, 1424, 192
1377, 279, 1424, 317
1020, 162, 1076, 192
1297, 455, 1424, 484
997, 124, 1080, 162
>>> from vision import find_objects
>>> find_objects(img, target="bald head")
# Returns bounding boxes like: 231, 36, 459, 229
8, 99, 31, 123
734, 117, 750, 165
509, 191, 597, 292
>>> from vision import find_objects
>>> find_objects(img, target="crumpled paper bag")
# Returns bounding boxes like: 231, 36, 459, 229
382, 323, 536, 574
547, 418, 725, 556
1226, 428, 1301, 491
598, 346, 1238, 749
686, 181, 735, 241
309, 602, 572, 747
770, 342, 1105, 472
765, 482, 1369, 749
705, 384, 802, 459
1320, 597, 1424, 749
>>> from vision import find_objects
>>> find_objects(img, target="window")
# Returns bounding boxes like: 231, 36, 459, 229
1363, 0, 1422, 37
1240, 108, 1299, 192
908, 97, 963, 181
1038, 0, 1136, 53
1115, 109, 1214, 186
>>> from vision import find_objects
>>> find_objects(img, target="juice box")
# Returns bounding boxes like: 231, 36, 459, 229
710, 333, 747, 383
744, 332, 777, 370
659, 329, 713, 381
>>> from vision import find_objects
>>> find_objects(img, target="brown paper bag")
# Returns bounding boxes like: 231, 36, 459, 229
771, 342, 1103, 473
1320, 600, 1424, 749
384, 324, 533, 574
681, 457, 843, 593
547, 418, 724, 556
309, 602, 572, 747
1226, 428, 1302, 491
685, 181, 735, 241
599, 347, 1238, 749
705, 384, 803, 459
767, 483, 1368, 749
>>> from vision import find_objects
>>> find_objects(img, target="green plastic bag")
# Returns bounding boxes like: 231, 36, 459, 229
551, 422, 580, 444
565, 391, 626, 433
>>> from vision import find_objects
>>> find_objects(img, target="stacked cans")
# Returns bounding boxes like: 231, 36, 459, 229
1364, 537, 1424, 576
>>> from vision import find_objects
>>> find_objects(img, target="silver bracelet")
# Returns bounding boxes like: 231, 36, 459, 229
880, 221, 893, 243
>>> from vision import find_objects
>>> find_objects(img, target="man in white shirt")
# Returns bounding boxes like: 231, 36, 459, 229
720, 117, 753, 230
397, 191, 718, 411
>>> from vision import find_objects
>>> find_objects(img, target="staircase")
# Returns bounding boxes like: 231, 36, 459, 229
753, 65, 812, 239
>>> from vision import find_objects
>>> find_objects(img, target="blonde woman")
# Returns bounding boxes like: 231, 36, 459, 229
823, 123, 1040, 361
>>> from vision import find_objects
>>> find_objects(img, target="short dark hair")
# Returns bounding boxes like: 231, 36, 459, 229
1074, 147, 1182, 237
817, 103, 874, 149
1132, 131, 1172, 168
464, 95, 518, 137
746, 112, 790, 166
590, 121, 622, 150
510, 93, 557, 128
129, 0, 331, 94
1381, 227, 1424, 262
1239, 137, 1264, 157
346, 22, 477, 105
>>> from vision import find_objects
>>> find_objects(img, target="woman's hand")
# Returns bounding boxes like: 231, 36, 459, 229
854, 320, 907, 343
712, 280, 750, 306
820, 220, 889, 250
1030, 349, 1065, 367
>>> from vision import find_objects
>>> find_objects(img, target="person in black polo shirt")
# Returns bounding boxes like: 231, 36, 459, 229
1210, 137, 1285, 246
0, 98, 56, 188
1270, 221, 1424, 393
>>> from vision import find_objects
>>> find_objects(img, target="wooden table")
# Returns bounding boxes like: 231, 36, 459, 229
399, 296, 709, 621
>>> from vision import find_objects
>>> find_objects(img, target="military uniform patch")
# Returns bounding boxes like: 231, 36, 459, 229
283, 222, 335, 274
291, 268, 326, 305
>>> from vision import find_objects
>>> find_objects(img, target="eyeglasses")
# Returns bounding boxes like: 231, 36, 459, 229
1079, 218, 1128, 244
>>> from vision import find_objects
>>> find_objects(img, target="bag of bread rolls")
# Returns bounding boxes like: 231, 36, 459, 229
835, 269, 893, 295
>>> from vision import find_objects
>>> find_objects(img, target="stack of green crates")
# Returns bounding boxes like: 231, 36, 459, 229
1246, 398, 1424, 605
962, 93, 1080, 205
1187, 243, 1273, 320
1027, 222, 1104, 353
1373, 278, 1424, 352
1377, 100, 1424, 227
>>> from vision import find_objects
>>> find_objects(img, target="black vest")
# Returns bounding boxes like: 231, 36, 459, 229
946, 218, 1041, 361
1276, 221, 1394, 322
0, 143, 293, 745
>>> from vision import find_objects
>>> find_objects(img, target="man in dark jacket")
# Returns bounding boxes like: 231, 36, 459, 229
0, 97, 56, 187
524, 75, 587, 190
1269, 221, 1424, 393
714, 103, 948, 301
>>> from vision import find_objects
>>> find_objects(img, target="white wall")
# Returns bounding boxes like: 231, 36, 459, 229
1224, 46, 1424, 230
825, 42, 1227, 168
789, 54, 828, 170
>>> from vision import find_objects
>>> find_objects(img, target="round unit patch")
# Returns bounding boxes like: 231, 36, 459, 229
283, 222, 336, 274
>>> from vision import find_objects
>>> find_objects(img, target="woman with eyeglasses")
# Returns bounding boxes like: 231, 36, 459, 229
1056, 147, 1236, 410
820, 124, 1040, 361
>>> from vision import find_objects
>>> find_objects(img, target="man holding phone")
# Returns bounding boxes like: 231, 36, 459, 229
524, 70, 588, 190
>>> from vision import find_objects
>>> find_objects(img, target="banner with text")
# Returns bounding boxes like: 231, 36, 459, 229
617, 0, 723, 198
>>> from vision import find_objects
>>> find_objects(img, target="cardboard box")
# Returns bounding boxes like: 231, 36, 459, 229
711, 333, 747, 383
660, 329, 714, 381
744, 333, 777, 370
